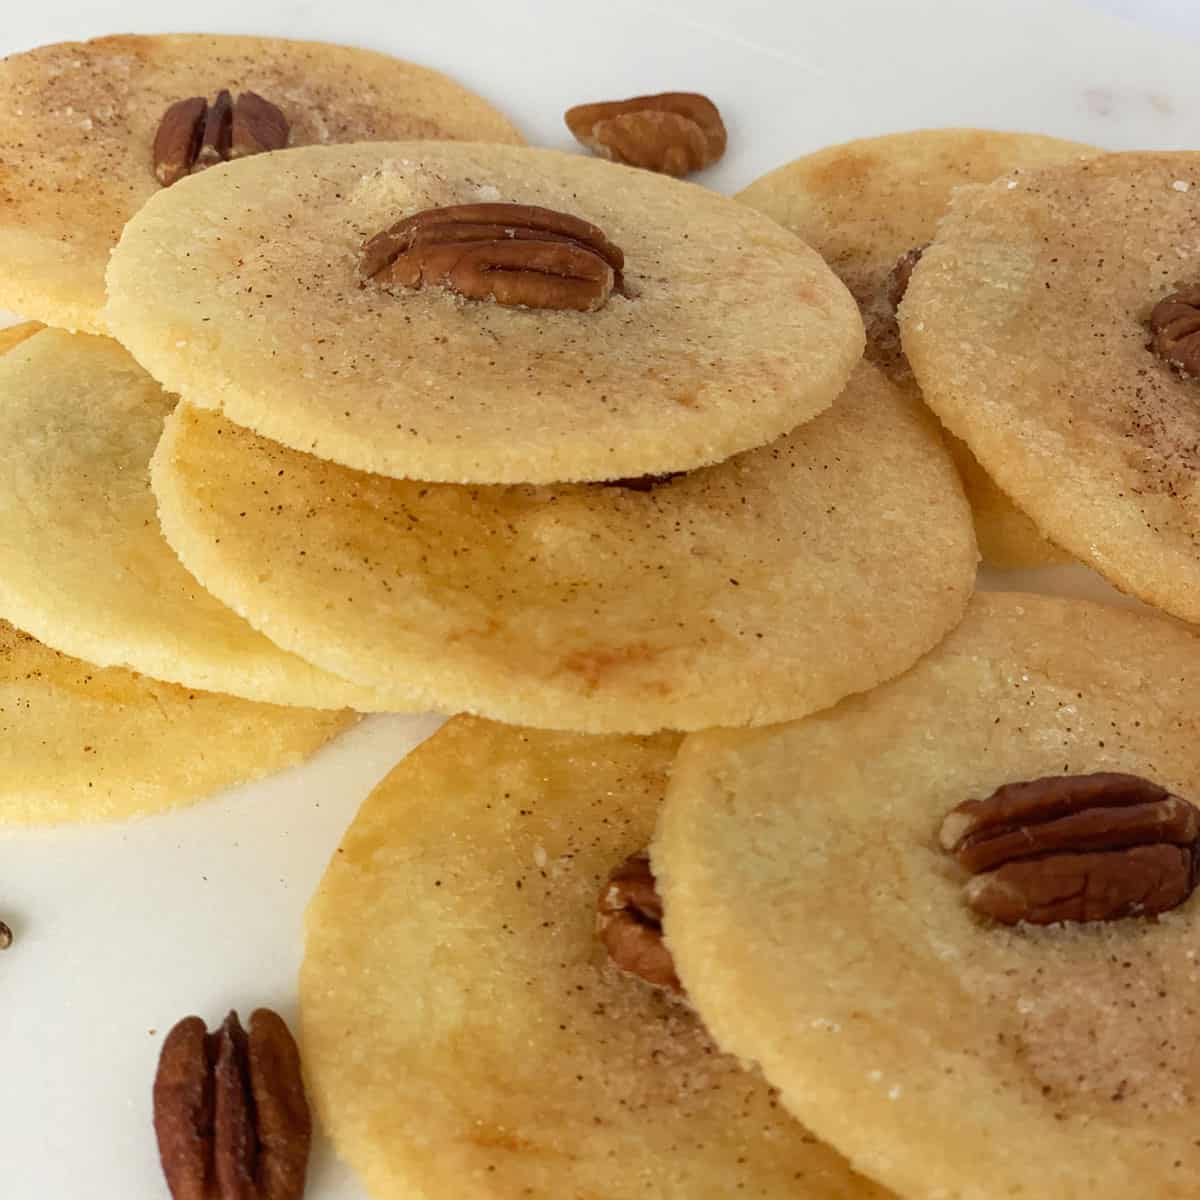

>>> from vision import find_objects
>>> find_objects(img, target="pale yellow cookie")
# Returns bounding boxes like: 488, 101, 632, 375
0, 33, 522, 334
0, 328, 400, 710
901, 152, 1200, 621
107, 141, 864, 484
738, 129, 1091, 569
150, 362, 975, 734
0, 619, 353, 825
300, 715, 891, 1199
656, 592, 1200, 1200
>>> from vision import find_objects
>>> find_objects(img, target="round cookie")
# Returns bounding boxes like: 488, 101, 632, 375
901, 151, 1200, 621
106, 141, 864, 484
0, 33, 521, 335
149, 363, 976, 734
655, 592, 1200, 1200
0, 328, 402, 710
737, 128, 1090, 569
300, 715, 891, 1199
0, 619, 353, 826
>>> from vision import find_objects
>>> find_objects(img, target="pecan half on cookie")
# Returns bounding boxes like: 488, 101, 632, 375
360, 202, 624, 312
1149, 286, 1200, 377
154, 90, 289, 186
597, 851, 682, 991
941, 772, 1200, 925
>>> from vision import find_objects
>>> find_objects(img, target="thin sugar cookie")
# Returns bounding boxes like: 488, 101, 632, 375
300, 715, 891, 1199
0, 33, 521, 334
656, 592, 1200, 1200
738, 128, 1091, 568
150, 363, 975, 734
0, 328, 402, 710
902, 151, 1200, 620
106, 141, 864, 484
0, 620, 353, 825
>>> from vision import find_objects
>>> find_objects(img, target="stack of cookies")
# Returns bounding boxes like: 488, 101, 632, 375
6, 27, 1200, 1200
104, 133, 981, 735
298, 141, 1200, 1200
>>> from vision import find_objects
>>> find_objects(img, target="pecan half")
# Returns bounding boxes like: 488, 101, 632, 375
231, 92, 291, 161
153, 1009, 311, 1200
361, 203, 625, 313
565, 93, 726, 177
940, 772, 1200, 925
886, 244, 928, 312
153, 92, 290, 187
154, 96, 207, 188
1149, 286, 1200, 377
597, 851, 681, 991
0, 919, 10, 950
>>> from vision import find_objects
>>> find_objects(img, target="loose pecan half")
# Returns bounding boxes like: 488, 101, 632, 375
565, 93, 726, 177
886, 244, 928, 312
1149, 286, 1200, 377
153, 91, 290, 187
940, 772, 1200, 926
597, 851, 681, 991
153, 1009, 311, 1200
361, 203, 625, 313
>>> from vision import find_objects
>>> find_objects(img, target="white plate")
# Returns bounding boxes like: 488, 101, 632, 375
2, 2, 1198, 1197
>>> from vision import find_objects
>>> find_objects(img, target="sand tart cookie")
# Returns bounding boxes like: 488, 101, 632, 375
656, 592, 1200, 1200
0, 619, 352, 825
0, 34, 521, 335
300, 716, 890, 1199
900, 152, 1200, 620
738, 129, 1090, 569
0, 328, 401, 710
106, 141, 864, 484
150, 362, 975, 734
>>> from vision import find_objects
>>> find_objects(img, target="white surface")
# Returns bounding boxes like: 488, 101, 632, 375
1, 2, 1199, 1197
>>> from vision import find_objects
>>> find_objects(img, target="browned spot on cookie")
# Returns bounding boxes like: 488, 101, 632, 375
561, 642, 664, 689
467, 1126, 540, 1154
673, 390, 699, 408
806, 147, 882, 194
